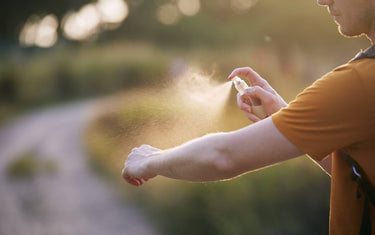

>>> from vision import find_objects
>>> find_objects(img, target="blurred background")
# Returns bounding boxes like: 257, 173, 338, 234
0, 0, 370, 234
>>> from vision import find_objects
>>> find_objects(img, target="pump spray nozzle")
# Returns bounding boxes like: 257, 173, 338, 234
232, 76, 249, 96
231, 76, 268, 119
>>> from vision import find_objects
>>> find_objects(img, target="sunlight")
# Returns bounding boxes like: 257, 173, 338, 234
177, 0, 201, 16
19, 16, 38, 47
156, 3, 181, 25
62, 4, 101, 41
231, 0, 258, 13
62, 0, 128, 40
35, 15, 59, 48
19, 14, 58, 48
96, 0, 129, 24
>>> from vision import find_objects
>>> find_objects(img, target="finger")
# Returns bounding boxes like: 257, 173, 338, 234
140, 179, 148, 184
133, 178, 143, 186
130, 179, 142, 186
140, 144, 151, 149
245, 111, 261, 123
237, 93, 252, 113
122, 169, 138, 182
124, 174, 139, 186
228, 67, 266, 86
131, 147, 138, 153
243, 86, 273, 105
137, 145, 160, 154
228, 67, 277, 95
126, 178, 139, 186
127, 175, 144, 186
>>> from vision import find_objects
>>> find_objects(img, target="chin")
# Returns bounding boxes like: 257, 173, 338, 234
338, 26, 364, 38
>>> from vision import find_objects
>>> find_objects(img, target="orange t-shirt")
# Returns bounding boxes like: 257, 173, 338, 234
272, 49, 375, 235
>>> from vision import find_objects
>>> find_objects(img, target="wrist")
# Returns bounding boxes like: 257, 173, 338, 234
142, 150, 161, 179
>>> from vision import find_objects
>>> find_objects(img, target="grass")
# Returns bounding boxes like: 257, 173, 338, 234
6, 152, 58, 179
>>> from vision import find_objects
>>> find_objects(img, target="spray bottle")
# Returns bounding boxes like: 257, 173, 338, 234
231, 76, 267, 119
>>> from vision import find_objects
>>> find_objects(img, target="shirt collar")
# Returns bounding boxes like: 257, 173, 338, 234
352, 45, 375, 61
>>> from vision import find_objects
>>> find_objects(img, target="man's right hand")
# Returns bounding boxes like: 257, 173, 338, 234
228, 67, 288, 122
122, 145, 159, 186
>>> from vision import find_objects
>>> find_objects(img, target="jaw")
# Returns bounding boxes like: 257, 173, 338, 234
336, 13, 375, 41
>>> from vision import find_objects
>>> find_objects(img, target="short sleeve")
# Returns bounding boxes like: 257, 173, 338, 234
272, 64, 369, 161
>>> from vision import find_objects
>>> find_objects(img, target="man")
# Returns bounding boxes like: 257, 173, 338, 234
122, 0, 375, 234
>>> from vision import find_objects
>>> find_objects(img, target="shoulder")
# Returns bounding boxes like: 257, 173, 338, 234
327, 59, 375, 89
313, 62, 361, 91
295, 61, 369, 111
346, 59, 375, 105
319, 59, 375, 112
272, 61, 372, 160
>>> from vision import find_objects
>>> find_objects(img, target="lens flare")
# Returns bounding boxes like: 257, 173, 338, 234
156, 4, 181, 25
96, 0, 129, 24
34, 15, 59, 48
19, 14, 58, 48
177, 0, 201, 16
231, 0, 258, 13
19, 0, 129, 46
62, 4, 101, 41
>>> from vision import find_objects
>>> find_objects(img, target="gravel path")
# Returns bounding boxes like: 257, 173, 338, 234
0, 101, 158, 235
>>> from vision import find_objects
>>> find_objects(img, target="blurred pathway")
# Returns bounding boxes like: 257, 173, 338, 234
0, 101, 158, 235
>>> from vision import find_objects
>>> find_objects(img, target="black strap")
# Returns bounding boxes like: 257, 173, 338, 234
341, 150, 375, 235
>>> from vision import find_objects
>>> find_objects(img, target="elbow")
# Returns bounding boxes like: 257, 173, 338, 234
212, 145, 240, 179
200, 132, 243, 181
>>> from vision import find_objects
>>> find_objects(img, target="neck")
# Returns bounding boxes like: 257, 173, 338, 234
370, 14, 375, 44
369, 27, 375, 44
370, 2, 375, 45
365, 26, 375, 44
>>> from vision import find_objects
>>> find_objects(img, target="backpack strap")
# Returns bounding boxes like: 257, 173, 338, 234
341, 150, 375, 235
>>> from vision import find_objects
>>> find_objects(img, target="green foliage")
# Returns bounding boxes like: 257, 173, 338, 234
3, 42, 170, 108
129, 159, 330, 235
114, 0, 368, 51
6, 155, 39, 178
6, 153, 58, 179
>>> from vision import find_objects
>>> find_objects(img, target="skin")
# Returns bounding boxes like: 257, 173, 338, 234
124, 117, 303, 183
317, 0, 375, 42
122, 0, 375, 186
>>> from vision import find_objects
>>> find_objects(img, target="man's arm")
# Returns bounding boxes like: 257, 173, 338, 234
122, 117, 304, 185
228, 67, 332, 176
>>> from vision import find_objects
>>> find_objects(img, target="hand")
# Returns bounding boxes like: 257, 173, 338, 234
228, 67, 287, 122
122, 145, 159, 186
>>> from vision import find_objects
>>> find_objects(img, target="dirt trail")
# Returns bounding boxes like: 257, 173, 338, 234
0, 101, 158, 235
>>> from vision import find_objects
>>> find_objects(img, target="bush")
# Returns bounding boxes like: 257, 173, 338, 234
6, 153, 58, 179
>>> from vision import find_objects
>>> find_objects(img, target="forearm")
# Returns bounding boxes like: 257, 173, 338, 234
146, 133, 231, 182
144, 118, 303, 182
